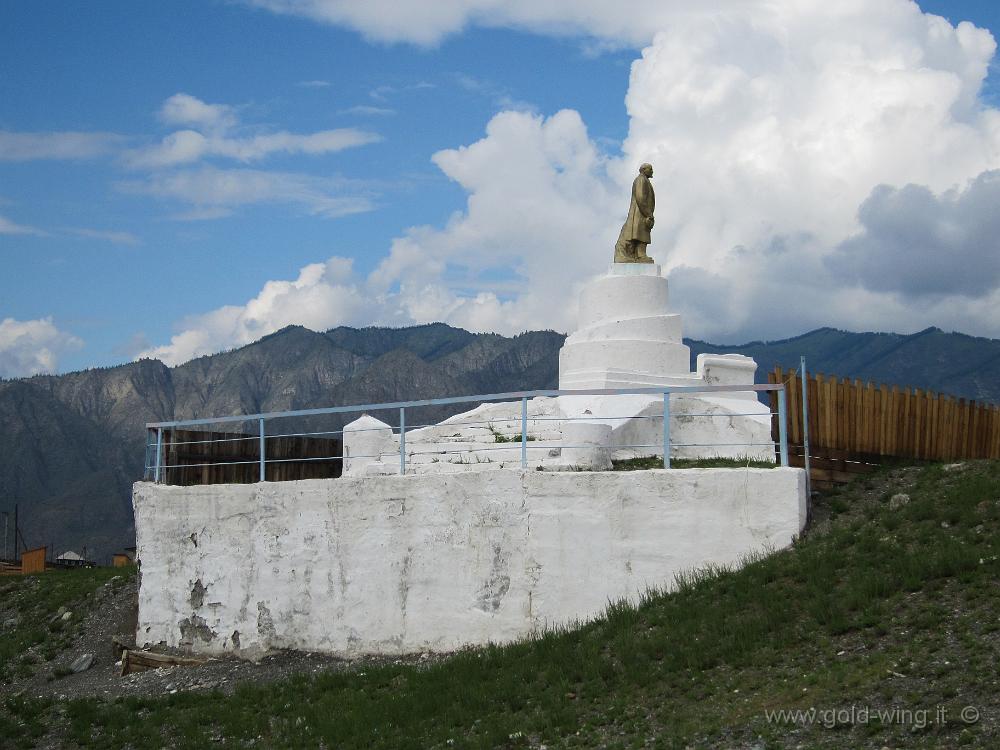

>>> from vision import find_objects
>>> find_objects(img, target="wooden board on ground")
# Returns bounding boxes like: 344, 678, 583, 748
120, 648, 208, 676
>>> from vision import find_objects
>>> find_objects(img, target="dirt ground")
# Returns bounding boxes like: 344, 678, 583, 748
0, 572, 441, 703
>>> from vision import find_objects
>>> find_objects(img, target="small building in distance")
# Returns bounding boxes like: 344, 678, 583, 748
54, 550, 94, 568
20, 547, 47, 574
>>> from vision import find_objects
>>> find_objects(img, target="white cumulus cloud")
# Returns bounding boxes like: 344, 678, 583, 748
119, 166, 374, 220
140, 109, 617, 365
0, 215, 46, 236
144, 0, 1000, 365
138, 258, 373, 365
69, 227, 141, 246
127, 93, 380, 168
159, 93, 239, 132
120, 93, 382, 219
367, 109, 616, 333
829, 171, 1000, 298
128, 126, 380, 169
241, 0, 670, 46
615, 1, 1000, 340
0, 318, 83, 378
341, 105, 396, 116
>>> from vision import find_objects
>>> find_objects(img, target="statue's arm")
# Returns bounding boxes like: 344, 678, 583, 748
635, 178, 654, 217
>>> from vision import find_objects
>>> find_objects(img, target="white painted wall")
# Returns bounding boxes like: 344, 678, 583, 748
133, 467, 806, 659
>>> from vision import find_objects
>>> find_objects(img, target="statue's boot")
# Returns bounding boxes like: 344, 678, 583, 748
635, 243, 655, 264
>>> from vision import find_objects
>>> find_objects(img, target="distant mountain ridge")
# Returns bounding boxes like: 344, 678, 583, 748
1, 323, 998, 560
689, 326, 1000, 401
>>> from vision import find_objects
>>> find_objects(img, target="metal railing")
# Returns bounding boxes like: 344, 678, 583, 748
144, 384, 789, 483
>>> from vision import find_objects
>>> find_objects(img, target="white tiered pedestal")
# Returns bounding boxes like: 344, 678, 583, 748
559, 263, 697, 390
555, 262, 772, 462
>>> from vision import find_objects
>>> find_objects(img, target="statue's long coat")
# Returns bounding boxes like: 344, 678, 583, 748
620, 173, 655, 244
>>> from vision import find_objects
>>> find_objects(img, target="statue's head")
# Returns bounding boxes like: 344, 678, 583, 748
639, 163, 653, 178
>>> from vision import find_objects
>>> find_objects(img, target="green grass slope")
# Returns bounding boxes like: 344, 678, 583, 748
0, 568, 129, 685
3, 462, 1000, 749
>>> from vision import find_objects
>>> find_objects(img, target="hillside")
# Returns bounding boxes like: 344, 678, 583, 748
1, 461, 998, 748
1, 323, 999, 560
0, 324, 564, 561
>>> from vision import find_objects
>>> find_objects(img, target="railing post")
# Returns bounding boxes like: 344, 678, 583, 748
801, 355, 812, 517
399, 407, 406, 475
662, 391, 671, 469
521, 397, 528, 469
154, 427, 163, 484
259, 417, 266, 482
144, 428, 154, 480
777, 387, 789, 467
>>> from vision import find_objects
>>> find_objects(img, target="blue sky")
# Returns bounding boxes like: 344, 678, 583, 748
2, 1, 1000, 375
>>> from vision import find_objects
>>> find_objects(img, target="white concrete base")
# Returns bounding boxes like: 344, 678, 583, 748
559, 421, 612, 470
342, 387, 775, 477
558, 392, 774, 462
335, 264, 772, 476
133, 467, 806, 659
559, 264, 693, 391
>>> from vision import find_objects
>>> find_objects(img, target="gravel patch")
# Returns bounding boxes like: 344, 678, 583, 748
2, 572, 448, 703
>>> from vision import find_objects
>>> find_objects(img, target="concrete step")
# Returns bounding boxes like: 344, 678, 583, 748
401, 455, 567, 475
404, 442, 561, 465
406, 425, 563, 443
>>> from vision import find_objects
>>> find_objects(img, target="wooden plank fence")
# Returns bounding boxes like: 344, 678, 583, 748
161, 429, 342, 486
768, 367, 1000, 488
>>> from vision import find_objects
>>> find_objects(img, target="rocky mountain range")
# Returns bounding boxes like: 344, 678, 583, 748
1, 323, 997, 562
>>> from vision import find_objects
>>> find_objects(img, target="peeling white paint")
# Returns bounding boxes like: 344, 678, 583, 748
134, 467, 806, 659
